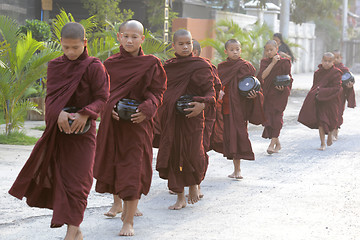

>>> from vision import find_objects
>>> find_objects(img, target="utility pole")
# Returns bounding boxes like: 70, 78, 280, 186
164, 0, 169, 44
342, 0, 348, 64
280, 0, 290, 38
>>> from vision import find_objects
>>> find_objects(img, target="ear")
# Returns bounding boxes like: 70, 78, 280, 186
83, 39, 87, 47
172, 42, 175, 49
140, 34, 145, 43
117, 32, 121, 42
224, 49, 227, 55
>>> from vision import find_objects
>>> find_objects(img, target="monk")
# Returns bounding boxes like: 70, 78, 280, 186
156, 29, 216, 210
257, 40, 292, 154
101, 19, 143, 220
93, 20, 167, 236
332, 50, 356, 140
8, 22, 110, 240
298, 52, 342, 150
217, 39, 264, 179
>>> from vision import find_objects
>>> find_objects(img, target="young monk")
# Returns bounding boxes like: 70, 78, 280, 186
332, 50, 356, 140
156, 29, 216, 210
93, 20, 166, 236
257, 40, 292, 154
298, 52, 342, 150
101, 20, 143, 220
8, 22, 110, 240
217, 39, 264, 179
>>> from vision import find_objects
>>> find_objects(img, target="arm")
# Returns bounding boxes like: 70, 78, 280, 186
261, 55, 280, 80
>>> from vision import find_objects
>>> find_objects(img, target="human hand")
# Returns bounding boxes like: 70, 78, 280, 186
185, 102, 205, 118
272, 55, 280, 64
112, 108, 120, 121
275, 85, 285, 91
57, 110, 73, 134
131, 110, 146, 123
247, 90, 258, 99
70, 113, 89, 134
218, 90, 225, 100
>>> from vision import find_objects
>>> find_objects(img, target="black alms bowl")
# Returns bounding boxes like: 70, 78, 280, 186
341, 72, 355, 86
176, 95, 194, 115
238, 76, 261, 97
116, 99, 140, 121
62, 106, 91, 134
274, 75, 291, 86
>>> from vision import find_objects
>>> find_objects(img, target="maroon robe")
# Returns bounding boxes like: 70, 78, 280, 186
156, 53, 215, 193
257, 56, 292, 139
94, 46, 166, 201
298, 65, 342, 133
8, 49, 109, 227
217, 58, 265, 160
334, 62, 356, 127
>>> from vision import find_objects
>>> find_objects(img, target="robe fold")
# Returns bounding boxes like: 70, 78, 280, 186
334, 63, 356, 127
8, 48, 110, 227
156, 53, 215, 193
298, 65, 342, 133
217, 58, 265, 160
94, 46, 166, 201
257, 56, 292, 139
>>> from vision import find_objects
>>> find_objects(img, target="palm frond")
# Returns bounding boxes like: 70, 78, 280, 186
0, 15, 20, 49
51, 9, 76, 43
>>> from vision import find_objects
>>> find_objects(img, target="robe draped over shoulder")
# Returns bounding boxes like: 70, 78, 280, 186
94, 46, 166, 200
257, 56, 292, 138
298, 65, 342, 133
334, 63, 356, 127
216, 58, 265, 160
156, 54, 215, 193
9, 48, 110, 227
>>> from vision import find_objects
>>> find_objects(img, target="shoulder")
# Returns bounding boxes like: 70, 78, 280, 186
48, 55, 65, 67
104, 53, 121, 65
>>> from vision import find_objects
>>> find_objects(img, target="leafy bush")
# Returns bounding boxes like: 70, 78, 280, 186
19, 19, 51, 42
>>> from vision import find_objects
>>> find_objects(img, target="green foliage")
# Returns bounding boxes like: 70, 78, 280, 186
0, 131, 38, 145
146, 0, 178, 37
0, 15, 61, 135
315, 18, 342, 51
142, 29, 174, 60
291, 0, 341, 24
19, 19, 51, 42
32, 125, 46, 131
201, 19, 273, 69
81, 0, 133, 26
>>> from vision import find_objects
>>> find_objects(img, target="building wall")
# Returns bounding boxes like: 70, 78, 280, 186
50, 0, 89, 21
0, 0, 41, 24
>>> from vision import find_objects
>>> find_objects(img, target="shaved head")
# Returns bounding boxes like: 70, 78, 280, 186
122, 20, 144, 34
61, 22, 85, 40
265, 40, 278, 48
323, 52, 334, 59
192, 39, 201, 56
173, 29, 192, 43
225, 39, 240, 50
118, 20, 130, 33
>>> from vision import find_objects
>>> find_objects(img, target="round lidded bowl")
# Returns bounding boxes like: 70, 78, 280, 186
238, 76, 261, 97
341, 72, 355, 86
116, 99, 140, 121
274, 75, 291, 86
62, 106, 91, 134
176, 95, 194, 115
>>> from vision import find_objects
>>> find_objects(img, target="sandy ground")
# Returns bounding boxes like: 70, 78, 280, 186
0, 73, 360, 240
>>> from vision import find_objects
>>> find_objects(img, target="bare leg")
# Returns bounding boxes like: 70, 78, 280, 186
64, 225, 82, 240
104, 194, 122, 217
135, 208, 143, 217
273, 138, 281, 153
333, 128, 338, 141
188, 185, 200, 204
186, 185, 204, 199
267, 138, 277, 154
228, 159, 242, 179
327, 130, 333, 146
121, 201, 127, 222
318, 126, 326, 150
119, 199, 138, 236
168, 191, 186, 210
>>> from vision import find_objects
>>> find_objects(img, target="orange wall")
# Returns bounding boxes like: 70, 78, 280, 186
172, 18, 216, 60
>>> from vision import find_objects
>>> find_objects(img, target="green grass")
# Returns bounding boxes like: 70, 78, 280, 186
0, 132, 38, 145
32, 125, 46, 131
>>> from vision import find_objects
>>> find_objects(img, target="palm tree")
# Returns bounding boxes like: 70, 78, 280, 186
0, 16, 62, 135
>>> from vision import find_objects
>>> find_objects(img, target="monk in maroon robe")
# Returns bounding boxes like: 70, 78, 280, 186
298, 52, 342, 150
93, 20, 166, 236
333, 50, 356, 140
156, 30, 215, 210
8, 22, 109, 240
217, 39, 264, 179
257, 40, 292, 154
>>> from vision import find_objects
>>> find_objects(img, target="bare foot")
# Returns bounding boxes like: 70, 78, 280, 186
119, 223, 134, 236
186, 186, 204, 199
188, 185, 200, 204
134, 208, 143, 217
169, 192, 186, 210
318, 144, 326, 151
333, 129, 338, 141
273, 143, 281, 153
75, 229, 83, 240
168, 190, 176, 195
267, 148, 275, 154
104, 202, 122, 218
228, 171, 243, 179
